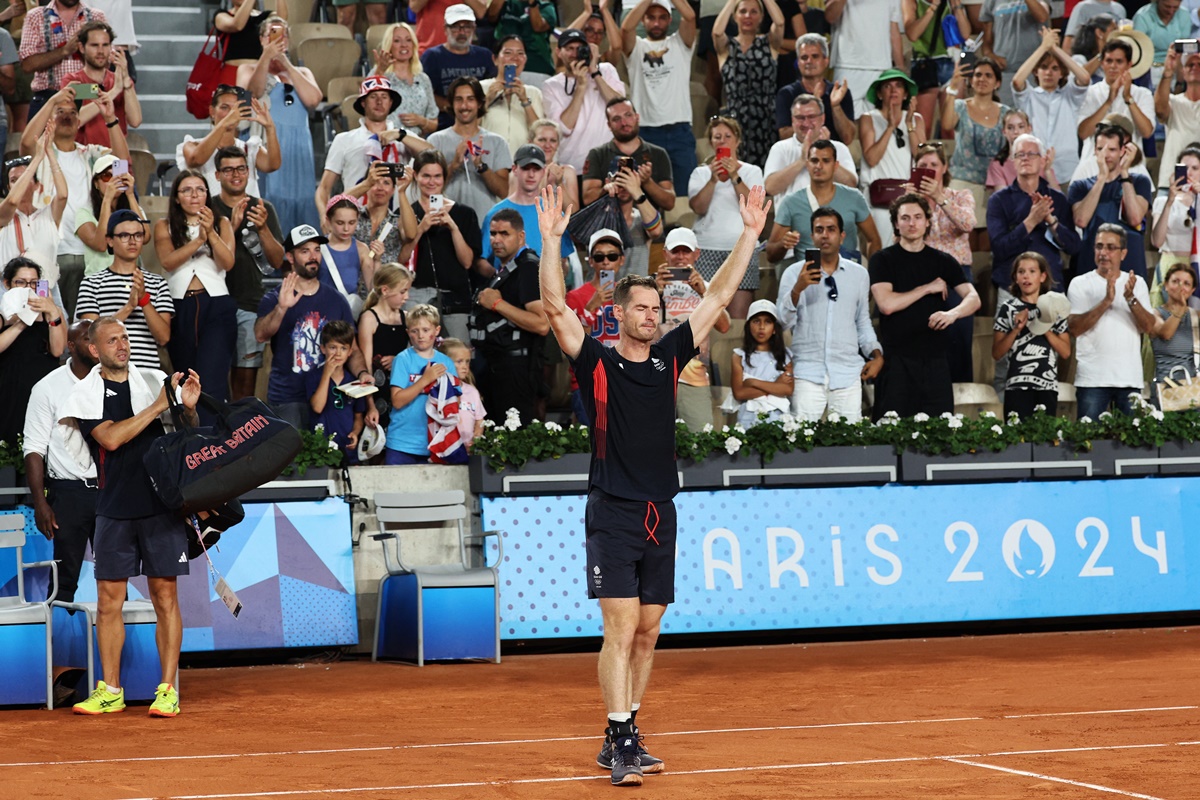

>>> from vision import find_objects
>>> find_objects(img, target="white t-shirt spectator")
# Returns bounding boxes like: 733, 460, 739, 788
763, 137, 857, 205
39, 143, 107, 257
86, 0, 138, 53
628, 32, 694, 128
322, 122, 408, 197
1157, 92, 1200, 191
830, 0, 903, 116
688, 162, 765, 250
426, 127, 513, 226
0, 205, 61, 271
1067, 268, 1150, 388
176, 135, 264, 198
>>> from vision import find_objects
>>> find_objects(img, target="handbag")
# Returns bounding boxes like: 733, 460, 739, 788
186, 28, 229, 120
910, 1, 945, 91
868, 178, 909, 209
1157, 311, 1200, 411
143, 377, 302, 515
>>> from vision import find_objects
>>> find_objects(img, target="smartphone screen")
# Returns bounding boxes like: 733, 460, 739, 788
805, 249, 821, 268
618, 156, 636, 173
1176, 163, 1188, 183
599, 269, 616, 295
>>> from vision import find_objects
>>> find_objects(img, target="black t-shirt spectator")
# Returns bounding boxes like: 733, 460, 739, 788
774, 79, 856, 141
79, 379, 169, 520
869, 244, 966, 358
412, 200, 481, 310
571, 322, 697, 502
478, 246, 542, 353
212, 195, 284, 314
582, 140, 673, 187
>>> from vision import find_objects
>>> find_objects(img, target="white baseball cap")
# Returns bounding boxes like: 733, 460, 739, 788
746, 299, 779, 322
358, 423, 386, 461
664, 227, 698, 251
588, 228, 624, 253
445, 4, 476, 25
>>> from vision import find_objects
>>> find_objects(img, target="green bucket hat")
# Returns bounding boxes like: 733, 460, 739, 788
866, 68, 918, 107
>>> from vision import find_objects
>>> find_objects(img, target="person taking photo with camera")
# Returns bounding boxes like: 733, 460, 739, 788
542, 28, 626, 173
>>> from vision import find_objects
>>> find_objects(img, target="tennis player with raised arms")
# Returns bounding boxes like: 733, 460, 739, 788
536, 183, 771, 786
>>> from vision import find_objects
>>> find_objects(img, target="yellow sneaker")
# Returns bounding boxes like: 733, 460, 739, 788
72, 682, 126, 715
148, 683, 180, 717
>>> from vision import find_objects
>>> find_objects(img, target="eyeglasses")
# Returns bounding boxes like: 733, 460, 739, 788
825, 274, 838, 301
283, 83, 294, 107
1012, 150, 1042, 160
792, 112, 823, 123
1094, 242, 1123, 251
111, 231, 146, 242
894, 127, 905, 148
218, 165, 249, 175
178, 187, 208, 196
8, 278, 36, 288
591, 251, 622, 262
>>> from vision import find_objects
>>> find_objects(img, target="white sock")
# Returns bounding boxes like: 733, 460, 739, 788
106, 683, 121, 694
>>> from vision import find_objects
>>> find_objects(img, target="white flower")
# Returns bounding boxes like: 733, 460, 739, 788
913, 412, 930, 422
883, 410, 900, 420
981, 410, 997, 419
1132, 418, 1141, 427
676, 418, 685, 425
1057, 429, 1064, 440
722, 425, 730, 433
955, 413, 964, 420
1034, 404, 1047, 413
1099, 411, 1112, 420
1079, 416, 1093, 424
947, 417, 963, 429
1151, 409, 1165, 421
504, 417, 521, 431
803, 428, 815, 437
724, 436, 742, 454
911, 431, 920, 439
327, 437, 339, 450
314, 423, 325, 432
544, 421, 563, 432
702, 423, 714, 433
827, 412, 841, 423
734, 424, 746, 434
787, 433, 797, 443
481, 419, 497, 429
940, 412, 954, 420
990, 424, 1003, 435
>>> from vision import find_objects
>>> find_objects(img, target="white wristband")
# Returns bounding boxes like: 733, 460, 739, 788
945, 88, 959, 96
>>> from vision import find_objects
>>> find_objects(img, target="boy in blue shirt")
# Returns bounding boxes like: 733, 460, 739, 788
306, 321, 369, 464
385, 304, 458, 465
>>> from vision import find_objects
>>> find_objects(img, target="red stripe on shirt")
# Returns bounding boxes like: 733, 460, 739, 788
593, 360, 608, 460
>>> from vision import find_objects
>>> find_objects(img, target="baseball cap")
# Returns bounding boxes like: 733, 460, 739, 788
589, 228, 623, 253
746, 299, 779, 322
283, 224, 329, 250
557, 29, 588, 50
649, 0, 673, 9
358, 424, 386, 462
106, 208, 148, 237
445, 4, 476, 25
513, 144, 546, 168
93, 153, 119, 177
664, 228, 698, 252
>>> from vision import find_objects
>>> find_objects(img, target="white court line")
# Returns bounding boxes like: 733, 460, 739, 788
3, 705, 1192, 770
110, 742, 1200, 800
946, 757, 1167, 800
1004, 706, 1197, 719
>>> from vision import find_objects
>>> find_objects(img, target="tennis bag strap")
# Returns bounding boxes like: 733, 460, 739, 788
145, 376, 302, 514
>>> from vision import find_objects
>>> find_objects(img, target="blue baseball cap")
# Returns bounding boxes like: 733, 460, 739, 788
107, 208, 148, 236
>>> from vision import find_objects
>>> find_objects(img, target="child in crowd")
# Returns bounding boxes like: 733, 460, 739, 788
992, 252, 1071, 418
731, 299, 793, 428
386, 303, 458, 465
358, 263, 413, 430
439, 338, 487, 448
307, 320, 370, 464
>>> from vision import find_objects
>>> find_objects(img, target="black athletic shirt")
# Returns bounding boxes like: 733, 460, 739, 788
868, 243, 966, 358
571, 322, 697, 502
79, 379, 169, 520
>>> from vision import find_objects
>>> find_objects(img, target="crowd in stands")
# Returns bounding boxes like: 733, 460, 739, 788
8, 0, 1200, 469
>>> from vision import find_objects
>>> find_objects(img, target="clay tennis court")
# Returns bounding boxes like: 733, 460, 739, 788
4, 626, 1196, 799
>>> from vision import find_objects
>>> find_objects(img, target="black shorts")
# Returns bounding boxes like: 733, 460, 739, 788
585, 488, 677, 605
93, 511, 190, 581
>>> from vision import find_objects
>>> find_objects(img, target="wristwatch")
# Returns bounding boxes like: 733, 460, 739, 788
633, 193, 648, 205
476, 162, 489, 174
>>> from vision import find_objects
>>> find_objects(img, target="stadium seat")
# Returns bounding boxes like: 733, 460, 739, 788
289, 22, 353, 57
128, 149, 159, 196
0, 515, 57, 709
125, 130, 151, 152
365, 23, 391, 56
371, 490, 502, 666
327, 75, 364, 107
297, 38, 364, 101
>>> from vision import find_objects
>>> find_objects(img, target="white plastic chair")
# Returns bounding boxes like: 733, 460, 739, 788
0, 514, 58, 709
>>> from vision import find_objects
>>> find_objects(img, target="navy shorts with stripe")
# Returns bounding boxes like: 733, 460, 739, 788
585, 487, 677, 605
93, 511, 190, 581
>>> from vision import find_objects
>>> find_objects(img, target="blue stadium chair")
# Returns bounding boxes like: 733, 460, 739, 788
0, 514, 58, 708
371, 490, 502, 666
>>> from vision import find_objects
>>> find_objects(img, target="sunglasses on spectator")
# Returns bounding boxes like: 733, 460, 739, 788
825, 274, 838, 301
4, 156, 31, 169
590, 251, 622, 262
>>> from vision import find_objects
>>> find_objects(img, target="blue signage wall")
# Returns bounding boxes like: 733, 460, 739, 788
482, 478, 1194, 639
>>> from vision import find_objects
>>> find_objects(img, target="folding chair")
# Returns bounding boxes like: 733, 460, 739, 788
0, 515, 58, 708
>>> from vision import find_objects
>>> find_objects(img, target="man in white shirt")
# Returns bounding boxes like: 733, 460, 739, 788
542, 29, 626, 172
1071, 39, 1155, 184
1154, 45, 1200, 191
826, 0, 905, 117
1067, 223, 1157, 419
317, 76, 432, 215
23, 320, 97, 609
763, 94, 858, 205
178, 86, 279, 198
621, 0, 697, 196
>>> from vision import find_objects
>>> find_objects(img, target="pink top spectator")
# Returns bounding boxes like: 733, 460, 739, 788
924, 186, 975, 267
457, 382, 487, 447
986, 158, 1059, 192
18, 0, 108, 93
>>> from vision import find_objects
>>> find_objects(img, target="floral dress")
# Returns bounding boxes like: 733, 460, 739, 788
721, 35, 776, 169
385, 71, 438, 138
948, 99, 1011, 185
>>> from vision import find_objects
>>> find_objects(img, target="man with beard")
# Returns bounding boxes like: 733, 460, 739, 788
20, 81, 130, 319
581, 98, 674, 210
255, 224, 369, 429
774, 33, 856, 143
1068, 223, 1157, 419
427, 76, 512, 225
17, 0, 107, 119
210, 145, 284, 401
60, 316, 199, 718
419, 4, 496, 130
536, 184, 770, 786
620, 0, 697, 196
473, 208, 547, 424
62, 21, 141, 147
317, 77, 432, 215
76, 209, 171, 370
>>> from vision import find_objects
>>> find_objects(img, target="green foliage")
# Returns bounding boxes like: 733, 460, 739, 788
284, 426, 345, 476
0, 436, 23, 473
469, 415, 591, 471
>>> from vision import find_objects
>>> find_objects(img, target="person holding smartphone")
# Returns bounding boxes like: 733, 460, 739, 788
62, 21, 141, 148
480, 35, 545, 154
0, 256, 66, 444
1150, 148, 1200, 300
541, 28, 626, 172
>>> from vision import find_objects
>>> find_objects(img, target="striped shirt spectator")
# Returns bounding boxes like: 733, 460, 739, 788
75, 267, 173, 369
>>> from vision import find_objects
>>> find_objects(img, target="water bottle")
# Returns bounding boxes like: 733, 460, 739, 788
242, 224, 273, 276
